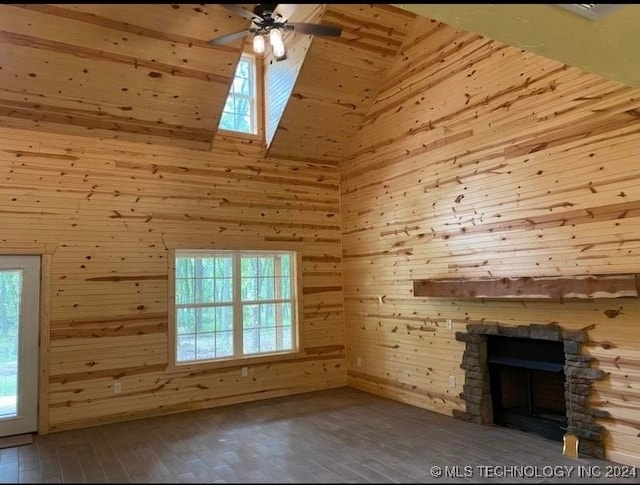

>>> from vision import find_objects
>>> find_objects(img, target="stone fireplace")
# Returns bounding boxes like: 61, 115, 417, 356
453, 323, 609, 459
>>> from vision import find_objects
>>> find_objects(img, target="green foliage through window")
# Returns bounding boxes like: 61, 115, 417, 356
174, 250, 296, 363
0, 270, 20, 404
219, 55, 257, 135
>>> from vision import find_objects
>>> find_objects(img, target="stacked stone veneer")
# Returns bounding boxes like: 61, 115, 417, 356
453, 323, 609, 459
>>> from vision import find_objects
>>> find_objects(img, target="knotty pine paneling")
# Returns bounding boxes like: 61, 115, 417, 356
0, 4, 247, 149
267, 4, 416, 164
0, 126, 345, 432
341, 17, 640, 466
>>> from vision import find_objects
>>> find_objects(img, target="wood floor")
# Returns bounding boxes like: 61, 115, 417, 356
4, 387, 637, 483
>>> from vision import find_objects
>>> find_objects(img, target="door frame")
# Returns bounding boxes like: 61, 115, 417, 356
1, 244, 56, 435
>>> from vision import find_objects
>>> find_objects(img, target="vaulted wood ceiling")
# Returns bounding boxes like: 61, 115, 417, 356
0, 4, 248, 150
3, 3, 638, 160
267, 4, 416, 163
7, 3, 639, 161
0, 4, 417, 155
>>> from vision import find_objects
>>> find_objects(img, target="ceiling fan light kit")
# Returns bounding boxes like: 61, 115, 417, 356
268, 28, 286, 59
211, 4, 342, 62
272, 39, 286, 60
252, 34, 266, 54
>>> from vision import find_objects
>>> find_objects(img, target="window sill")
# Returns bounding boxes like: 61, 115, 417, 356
165, 348, 304, 374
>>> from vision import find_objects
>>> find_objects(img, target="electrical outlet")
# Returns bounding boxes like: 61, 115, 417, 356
113, 382, 122, 394
445, 319, 452, 329
449, 375, 456, 388
241, 366, 248, 377
356, 357, 362, 367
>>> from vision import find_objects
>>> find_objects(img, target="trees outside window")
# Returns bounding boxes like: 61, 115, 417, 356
219, 55, 257, 135
173, 250, 297, 364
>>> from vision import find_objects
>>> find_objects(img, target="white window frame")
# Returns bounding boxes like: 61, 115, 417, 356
168, 248, 302, 369
218, 53, 258, 136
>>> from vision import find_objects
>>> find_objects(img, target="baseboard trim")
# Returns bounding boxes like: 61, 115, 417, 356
0, 433, 33, 449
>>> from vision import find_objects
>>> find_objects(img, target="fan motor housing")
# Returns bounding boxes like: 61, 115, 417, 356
254, 4, 278, 19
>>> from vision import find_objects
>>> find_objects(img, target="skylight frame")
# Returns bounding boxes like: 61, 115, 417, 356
218, 53, 260, 137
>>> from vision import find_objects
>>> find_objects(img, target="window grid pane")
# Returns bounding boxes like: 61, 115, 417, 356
218, 55, 256, 135
240, 255, 291, 303
176, 303, 234, 362
176, 256, 233, 305
241, 301, 294, 355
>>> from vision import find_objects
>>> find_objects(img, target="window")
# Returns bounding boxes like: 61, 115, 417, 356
219, 54, 257, 135
173, 249, 298, 364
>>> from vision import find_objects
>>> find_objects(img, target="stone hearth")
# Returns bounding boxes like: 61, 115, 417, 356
453, 323, 609, 459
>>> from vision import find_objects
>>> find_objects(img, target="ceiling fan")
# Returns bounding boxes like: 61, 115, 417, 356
209, 4, 342, 61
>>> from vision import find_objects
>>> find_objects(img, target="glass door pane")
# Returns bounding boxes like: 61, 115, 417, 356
0, 255, 39, 437
0, 270, 21, 419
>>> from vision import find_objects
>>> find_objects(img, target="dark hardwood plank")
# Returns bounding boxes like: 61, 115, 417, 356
3, 388, 637, 483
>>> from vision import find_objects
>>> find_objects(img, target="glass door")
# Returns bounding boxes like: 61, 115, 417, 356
0, 256, 39, 436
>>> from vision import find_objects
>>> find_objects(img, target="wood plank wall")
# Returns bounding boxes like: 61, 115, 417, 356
340, 17, 640, 467
0, 4, 247, 149
0, 127, 345, 432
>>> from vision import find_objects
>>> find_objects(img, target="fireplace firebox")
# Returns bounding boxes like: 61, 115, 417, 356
487, 336, 567, 441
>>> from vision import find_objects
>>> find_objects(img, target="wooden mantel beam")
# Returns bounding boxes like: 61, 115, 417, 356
413, 274, 640, 299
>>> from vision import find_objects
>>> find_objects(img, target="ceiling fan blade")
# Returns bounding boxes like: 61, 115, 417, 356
274, 4, 301, 20
208, 29, 251, 46
220, 4, 261, 22
287, 23, 342, 37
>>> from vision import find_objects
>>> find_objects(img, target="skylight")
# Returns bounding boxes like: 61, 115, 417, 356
554, 4, 623, 20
